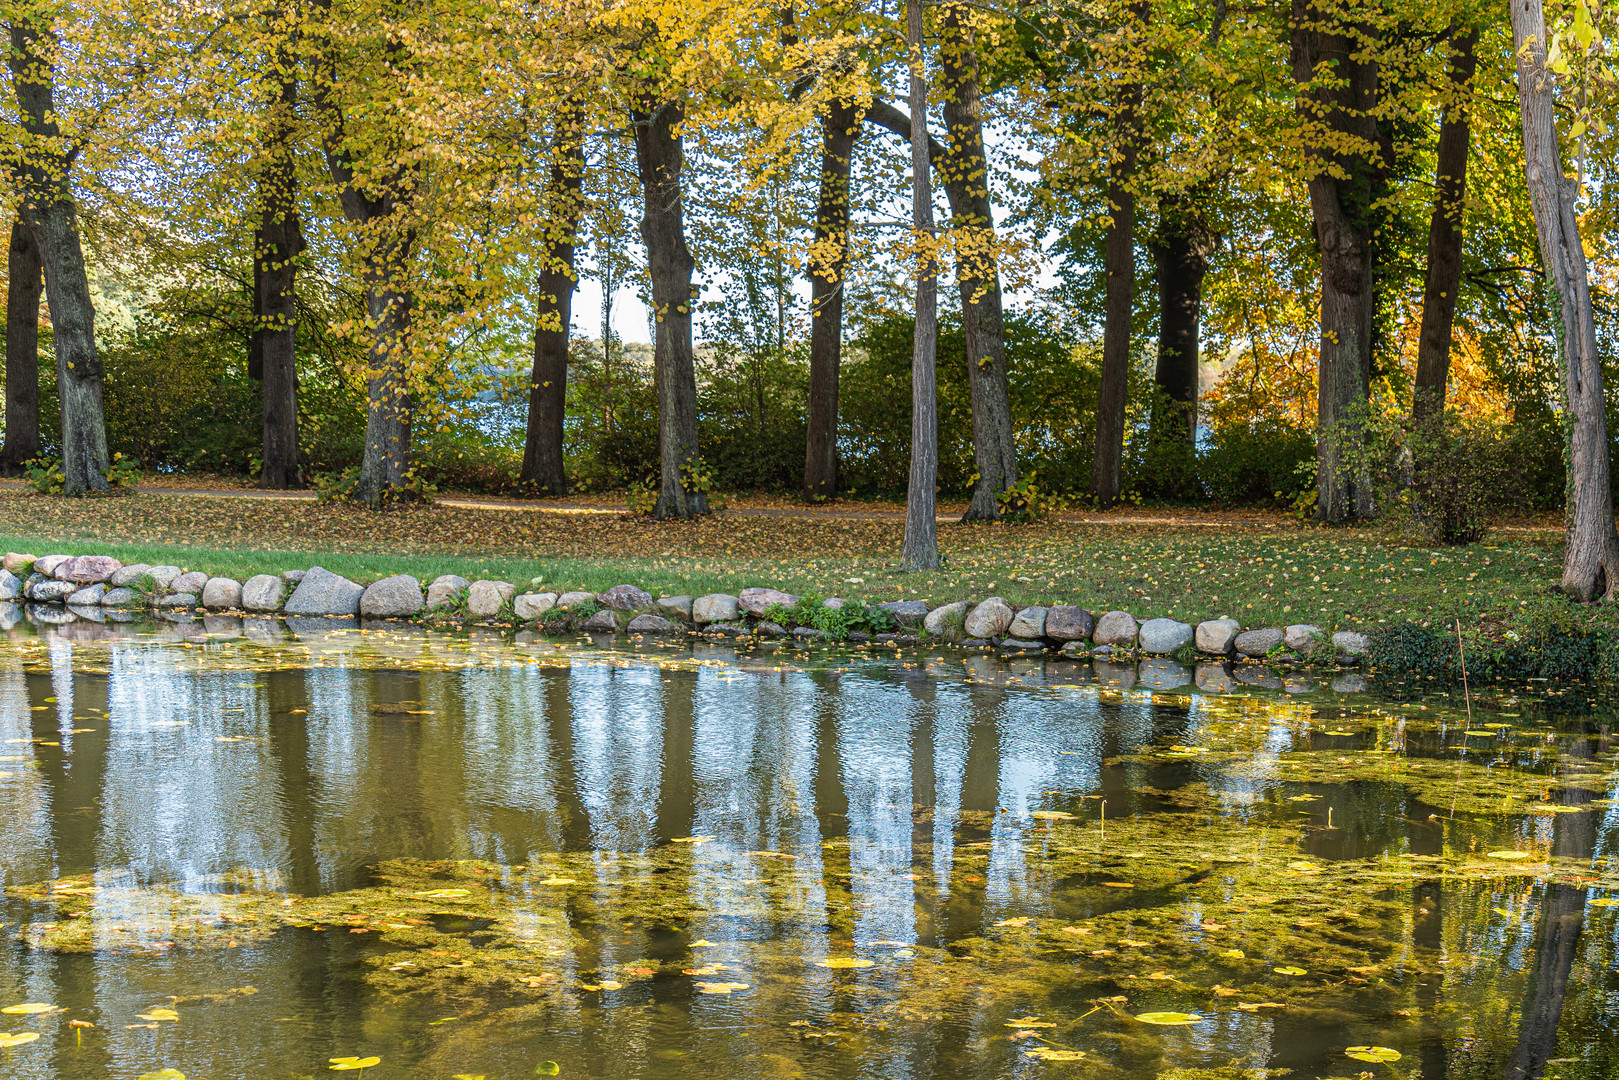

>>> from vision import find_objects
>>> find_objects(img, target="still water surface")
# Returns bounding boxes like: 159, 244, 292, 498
0, 621, 1616, 1080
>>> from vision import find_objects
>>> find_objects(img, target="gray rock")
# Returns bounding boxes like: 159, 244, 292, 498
110, 563, 151, 587
466, 580, 514, 619
877, 599, 930, 627
426, 574, 470, 608
203, 615, 243, 638
1044, 606, 1096, 642
792, 625, 829, 641
1196, 618, 1241, 654
284, 615, 357, 637
201, 577, 243, 610
703, 621, 748, 637
1139, 659, 1192, 689
1283, 624, 1324, 653
1332, 673, 1369, 693
1138, 618, 1194, 654
31, 605, 77, 625
1092, 610, 1139, 647
0, 569, 20, 601
148, 566, 184, 592
157, 593, 199, 609
822, 597, 844, 610
169, 571, 208, 595
1008, 605, 1048, 639
28, 579, 77, 603
923, 600, 969, 637
1331, 630, 1370, 659
514, 592, 558, 621
692, 593, 741, 624
581, 609, 619, 633
101, 587, 138, 607
59, 555, 121, 583
657, 595, 694, 618
281, 569, 306, 583
1234, 628, 1282, 658
627, 613, 676, 634
846, 630, 871, 642
959, 637, 990, 648
0, 601, 22, 629
755, 620, 788, 638
3, 552, 35, 575
359, 575, 423, 618
67, 583, 106, 606
739, 587, 799, 616
1093, 660, 1136, 689
555, 590, 596, 609
241, 574, 284, 612
963, 597, 1013, 639
1195, 662, 1234, 693
597, 584, 653, 611
1000, 638, 1046, 653
1058, 640, 1090, 657
33, 554, 72, 577
283, 566, 365, 617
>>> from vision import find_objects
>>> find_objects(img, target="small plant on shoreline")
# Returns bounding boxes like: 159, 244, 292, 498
762, 595, 898, 640
538, 600, 602, 634
995, 473, 1068, 524
105, 453, 142, 490
23, 457, 63, 495
625, 478, 657, 516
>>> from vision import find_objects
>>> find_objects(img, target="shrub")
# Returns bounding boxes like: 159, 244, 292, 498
1198, 416, 1317, 506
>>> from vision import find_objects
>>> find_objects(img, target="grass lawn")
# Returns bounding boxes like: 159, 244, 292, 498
0, 490, 1592, 642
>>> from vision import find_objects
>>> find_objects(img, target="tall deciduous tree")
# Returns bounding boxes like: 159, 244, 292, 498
1510, 0, 1618, 600
900, 0, 939, 570
7, 8, 109, 494
521, 100, 586, 496
0, 216, 40, 472
254, 1, 303, 489
1148, 192, 1211, 448
803, 96, 859, 502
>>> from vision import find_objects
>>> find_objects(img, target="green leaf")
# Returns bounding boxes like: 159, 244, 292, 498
1135, 1012, 1202, 1025
535, 1063, 561, 1076
1345, 1046, 1402, 1063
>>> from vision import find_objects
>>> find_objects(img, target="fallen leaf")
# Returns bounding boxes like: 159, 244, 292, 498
693, 981, 749, 994
817, 957, 873, 969
1135, 1012, 1202, 1025
0, 1032, 41, 1047
328, 1057, 381, 1071
1345, 1046, 1402, 1063
1, 1003, 55, 1015
1273, 966, 1307, 976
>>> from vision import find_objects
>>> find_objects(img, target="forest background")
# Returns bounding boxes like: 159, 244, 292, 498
0, 0, 1614, 561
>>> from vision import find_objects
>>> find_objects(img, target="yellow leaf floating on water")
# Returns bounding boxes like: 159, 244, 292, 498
1, 1003, 55, 1015
137, 1007, 180, 1021
1004, 1018, 1056, 1028
0, 1032, 41, 1047
672, 836, 713, 844
1024, 1048, 1086, 1061
1235, 1002, 1288, 1011
1030, 810, 1075, 820
1223, 949, 1246, 958
1102, 882, 1134, 889
578, 981, 622, 992
136, 1071, 187, 1080
1118, 939, 1149, 947
1589, 898, 1619, 907
1273, 966, 1307, 976
693, 982, 749, 994
1486, 851, 1531, 860
994, 917, 1031, 927
534, 1063, 561, 1076
689, 939, 716, 947
539, 878, 576, 886
1135, 1012, 1202, 1025
1345, 1046, 1402, 1063
412, 889, 472, 898
329, 1057, 381, 1071
817, 957, 873, 969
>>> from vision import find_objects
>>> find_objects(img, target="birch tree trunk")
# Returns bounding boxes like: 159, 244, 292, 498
1511, 0, 1619, 601
8, 18, 108, 494
1, 217, 42, 473
900, 0, 940, 571
803, 99, 860, 502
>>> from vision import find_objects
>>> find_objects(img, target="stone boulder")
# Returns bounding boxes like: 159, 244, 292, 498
692, 594, 741, 624
627, 613, 675, 634
1331, 630, 1370, 659
0, 570, 20, 601
283, 566, 365, 617
169, 571, 208, 595
360, 575, 423, 618
582, 609, 619, 633
67, 583, 106, 606
1008, 606, 1048, 639
1044, 606, 1095, 642
514, 592, 557, 621
822, 597, 844, 610
657, 595, 694, 619
466, 580, 514, 619
281, 569, 306, 583
241, 574, 284, 612
964, 597, 1013, 639
556, 590, 596, 609
923, 601, 969, 637
755, 621, 788, 638
60, 555, 121, 583
3, 552, 35, 575
878, 600, 930, 627
1332, 673, 1370, 693
426, 574, 469, 608
1283, 624, 1324, 653
157, 593, 199, 609
1092, 610, 1139, 647
1138, 618, 1194, 655
739, 587, 799, 616
101, 587, 138, 608
28, 579, 76, 603
1196, 618, 1241, 655
110, 564, 151, 587
148, 566, 184, 592
597, 584, 653, 611
33, 555, 72, 578
201, 577, 242, 610
1234, 627, 1282, 658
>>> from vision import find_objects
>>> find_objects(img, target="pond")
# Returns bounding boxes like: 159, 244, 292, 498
0, 619, 1616, 1080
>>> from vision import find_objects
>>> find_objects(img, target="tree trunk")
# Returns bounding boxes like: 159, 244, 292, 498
256, 27, 303, 490
803, 99, 860, 503
1, 217, 42, 473
1148, 193, 1209, 448
1292, 0, 1382, 523
939, 5, 1018, 522
901, 0, 940, 571
8, 20, 109, 494
633, 99, 708, 519
1411, 23, 1478, 423
1511, 0, 1619, 601
1091, 6, 1145, 508
521, 101, 586, 496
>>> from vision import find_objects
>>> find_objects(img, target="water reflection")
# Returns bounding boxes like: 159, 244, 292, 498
0, 624, 1615, 1080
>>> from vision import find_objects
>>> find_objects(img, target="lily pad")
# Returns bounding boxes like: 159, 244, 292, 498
1135, 1012, 1202, 1025
0, 1032, 41, 1047
1486, 851, 1531, 860
534, 1063, 561, 1076
693, 981, 749, 994
1030, 811, 1076, 820
329, 1057, 381, 1071
1, 1003, 55, 1015
411, 889, 472, 898
137, 1071, 188, 1080
817, 957, 873, 969
137, 1007, 179, 1022
1273, 966, 1307, 975
1345, 1046, 1402, 1063
1024, 1048, 1087, 1060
